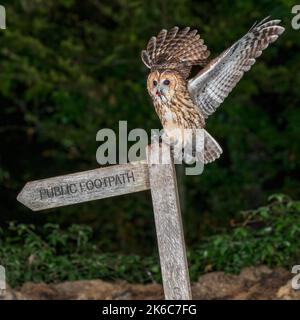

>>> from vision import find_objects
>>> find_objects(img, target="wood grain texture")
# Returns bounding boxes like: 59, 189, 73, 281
17, 161, 149, 211
146, 143, 192, 300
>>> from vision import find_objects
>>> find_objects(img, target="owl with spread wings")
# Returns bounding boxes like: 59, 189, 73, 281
141, 17, 285, 164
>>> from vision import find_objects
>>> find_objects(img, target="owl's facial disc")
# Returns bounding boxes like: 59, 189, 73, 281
154, 79, 168, 103
147, 71, 177, 103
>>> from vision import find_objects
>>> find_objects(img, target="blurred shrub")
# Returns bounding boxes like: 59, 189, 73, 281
1, 195, 300, 287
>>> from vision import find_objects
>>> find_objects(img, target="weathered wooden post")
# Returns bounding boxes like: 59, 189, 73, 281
17, 142, 192, 300
147, 143, 192, 300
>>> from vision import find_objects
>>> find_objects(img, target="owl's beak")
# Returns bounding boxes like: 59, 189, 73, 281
156, 88, 163, 97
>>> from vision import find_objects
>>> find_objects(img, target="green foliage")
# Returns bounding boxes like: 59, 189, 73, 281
0, 221, 161, 287
189, 194, 300, 275
1, 196, 300, 287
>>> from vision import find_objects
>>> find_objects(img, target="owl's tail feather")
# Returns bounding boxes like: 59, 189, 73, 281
175, 129, 222, 164
203, 129, 223, 164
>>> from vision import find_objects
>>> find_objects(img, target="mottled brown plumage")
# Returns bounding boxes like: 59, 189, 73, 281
142, 17, 285, 164
142, 27, 210, 79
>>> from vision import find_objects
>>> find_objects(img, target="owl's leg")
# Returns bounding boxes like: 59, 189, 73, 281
151, 129, 193, 164
161, 131, 177, 146
150, 129, 179, 146
161, 130, 188, 164
150, 129, 162, 144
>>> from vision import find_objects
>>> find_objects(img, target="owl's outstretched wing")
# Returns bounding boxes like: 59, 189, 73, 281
187, 17, 285, 118
141, 27, 210, 78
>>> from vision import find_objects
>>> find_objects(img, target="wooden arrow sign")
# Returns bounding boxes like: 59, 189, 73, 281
17, 161, 150, 211
17, 143, 192, 300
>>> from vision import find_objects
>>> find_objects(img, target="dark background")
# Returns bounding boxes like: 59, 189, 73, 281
0, 0, 299, 256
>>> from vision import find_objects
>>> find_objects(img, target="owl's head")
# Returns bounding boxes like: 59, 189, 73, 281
147, 70, 181, 103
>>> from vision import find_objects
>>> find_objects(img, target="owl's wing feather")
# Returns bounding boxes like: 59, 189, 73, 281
187, 17, 285, 118
141, 27, 210, 78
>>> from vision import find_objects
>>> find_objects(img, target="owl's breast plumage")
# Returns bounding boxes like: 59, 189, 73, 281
153, 85, 205, 131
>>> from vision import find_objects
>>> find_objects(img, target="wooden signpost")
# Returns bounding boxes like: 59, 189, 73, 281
17, 143, 192, 300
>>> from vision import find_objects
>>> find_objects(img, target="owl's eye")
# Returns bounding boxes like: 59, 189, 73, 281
163, 79, 170, 85
153, 80, 158, 86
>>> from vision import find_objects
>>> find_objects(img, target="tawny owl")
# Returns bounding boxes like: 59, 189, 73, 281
141, 17, 285, 164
